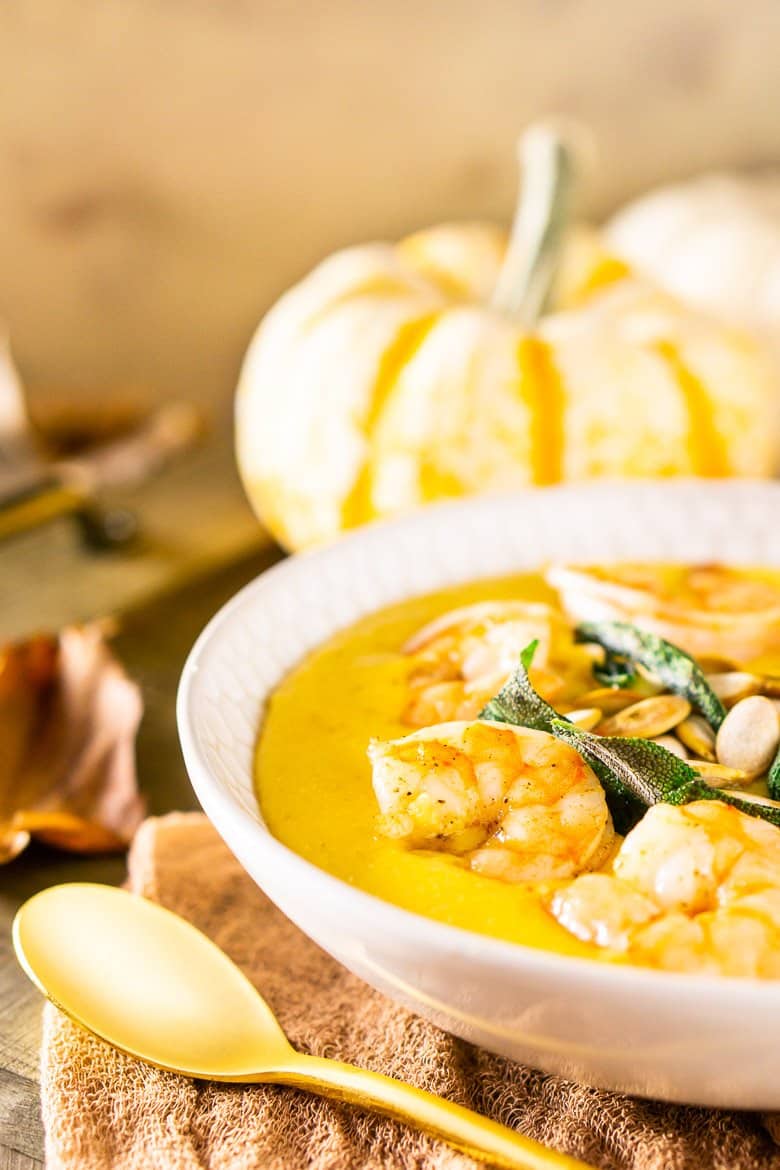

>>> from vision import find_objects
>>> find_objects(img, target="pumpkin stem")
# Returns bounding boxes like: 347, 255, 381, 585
491, 123, 577, 324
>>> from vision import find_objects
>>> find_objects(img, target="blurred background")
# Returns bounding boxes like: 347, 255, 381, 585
2, 0, 780, 418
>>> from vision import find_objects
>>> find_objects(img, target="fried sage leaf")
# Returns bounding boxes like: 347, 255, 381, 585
551, 720, 780, 830
575, 621, 727, 729
549, 720, 696, 806
769, 745, 780, 802
592, 652, 637, 689
685, 784, 780, 829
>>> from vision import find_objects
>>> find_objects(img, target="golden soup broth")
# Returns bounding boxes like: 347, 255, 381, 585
255, 570, 780, 962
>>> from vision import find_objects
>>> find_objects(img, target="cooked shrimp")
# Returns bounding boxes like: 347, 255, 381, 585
549, 873, 659, 950
369, 719, 615, 881
548, 563, 780, 663
550, 800, 780, 976
402, 601, 580, 726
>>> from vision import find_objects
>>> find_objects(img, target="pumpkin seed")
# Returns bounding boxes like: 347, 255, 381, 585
564, 707, 603, 731
705, 672, 762, 707
692, 760, 753, 787
676, 716, 717, 762
651, 734, 689, 760
580, 643, 606, 665
573, 688, 650, 714
597, 695, 691, 739
715, 695, 780, 777
633, 666, 665, 693
697, 655, 740, 674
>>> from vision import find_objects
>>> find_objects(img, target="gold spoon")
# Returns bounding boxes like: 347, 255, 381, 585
14, 883, 596, 1170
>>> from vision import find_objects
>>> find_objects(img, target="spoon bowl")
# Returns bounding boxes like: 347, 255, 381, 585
14, 883, 294, 1078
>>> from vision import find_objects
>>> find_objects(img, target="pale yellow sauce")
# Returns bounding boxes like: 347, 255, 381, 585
256, 573, 607, 960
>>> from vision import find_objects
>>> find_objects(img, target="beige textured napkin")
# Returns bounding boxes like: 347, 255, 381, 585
42, 814, 780, 1170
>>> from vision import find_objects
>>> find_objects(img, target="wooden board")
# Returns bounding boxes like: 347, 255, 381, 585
1, 428, 270, 641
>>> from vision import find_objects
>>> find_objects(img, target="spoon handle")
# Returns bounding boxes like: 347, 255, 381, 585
270, 1054, 597, 1170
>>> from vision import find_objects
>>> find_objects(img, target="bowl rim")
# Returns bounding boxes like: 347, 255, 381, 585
177, 480, 780, 1005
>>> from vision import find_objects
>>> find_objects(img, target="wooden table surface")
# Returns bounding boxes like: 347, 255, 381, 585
0, 436, 282, 1169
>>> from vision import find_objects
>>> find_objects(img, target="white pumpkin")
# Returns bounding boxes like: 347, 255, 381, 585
236, 134, 779, 551
606, 173, 780, 341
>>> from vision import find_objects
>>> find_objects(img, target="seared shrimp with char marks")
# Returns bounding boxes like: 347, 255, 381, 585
369, 720, 615, 882
548, 562, 780, 664
550, 800, 780, 976
402, 601, 579, 727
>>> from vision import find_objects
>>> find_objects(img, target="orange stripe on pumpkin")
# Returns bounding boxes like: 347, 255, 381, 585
653, 340, 730, 477
515, 336, 565, 486
341, 312, 441, 528
573, 255, 632, 304
304, 276, 424, 332
396, 240, 472, 299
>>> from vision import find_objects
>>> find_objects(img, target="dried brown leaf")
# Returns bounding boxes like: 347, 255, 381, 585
0, 625, 144, 862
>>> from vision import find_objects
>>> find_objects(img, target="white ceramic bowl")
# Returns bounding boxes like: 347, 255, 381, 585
178, 480, 780, 1109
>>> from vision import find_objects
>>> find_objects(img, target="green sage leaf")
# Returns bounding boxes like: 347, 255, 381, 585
549, 719, 697, 806
592, 651, 637, 689
551, 721, 780, 831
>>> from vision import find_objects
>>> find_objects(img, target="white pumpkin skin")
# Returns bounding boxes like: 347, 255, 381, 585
236, 223, 777, 552
606, 174, 780, 339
